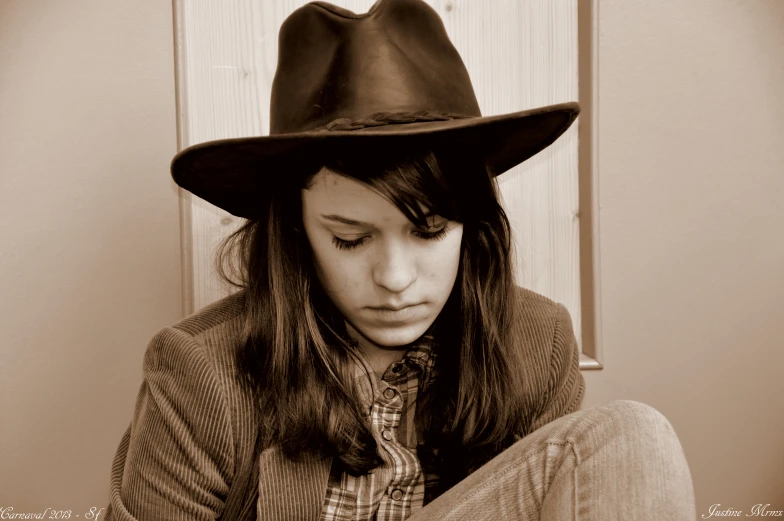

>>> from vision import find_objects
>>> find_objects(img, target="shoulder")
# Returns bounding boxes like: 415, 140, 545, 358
169, 288, 246, 342
144, 289, 246, 365
509, 285, 579, 388
513, 284, 559, 308
141, 289, 254, 428
511, 286, 579, 372
162, 289, 247, 372
512, 285, 571, 334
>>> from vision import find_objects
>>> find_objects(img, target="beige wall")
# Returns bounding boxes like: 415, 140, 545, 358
581, 0, 784, 513
1, 0, 782, 517
0, 0, 180, 511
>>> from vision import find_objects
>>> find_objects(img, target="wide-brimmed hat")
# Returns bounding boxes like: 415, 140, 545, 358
170, 0, 580, 219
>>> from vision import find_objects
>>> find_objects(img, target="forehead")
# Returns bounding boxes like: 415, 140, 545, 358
305, 168, 374, 199
302, 168, 423, 222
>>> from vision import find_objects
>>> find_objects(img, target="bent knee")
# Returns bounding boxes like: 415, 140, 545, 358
597, 399, 680, 439
606, 399, 671, 422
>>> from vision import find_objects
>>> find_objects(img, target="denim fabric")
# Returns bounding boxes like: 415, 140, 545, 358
406, 400, 696, 521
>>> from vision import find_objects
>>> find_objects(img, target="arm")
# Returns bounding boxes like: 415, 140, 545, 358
105, 326, 234, 521
528, 303, 585, 433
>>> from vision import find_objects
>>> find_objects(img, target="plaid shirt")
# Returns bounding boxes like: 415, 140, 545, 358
319, 333, 439, 521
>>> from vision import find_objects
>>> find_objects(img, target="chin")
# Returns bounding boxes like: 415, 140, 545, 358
360, 322, 431, 348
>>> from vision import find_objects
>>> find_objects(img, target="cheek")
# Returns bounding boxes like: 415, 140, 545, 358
310, 237, 358, 295
423, 232, 462, 284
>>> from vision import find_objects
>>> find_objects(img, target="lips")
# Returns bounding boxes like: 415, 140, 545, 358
371, 303, 420, 311
367, 303, 424, 323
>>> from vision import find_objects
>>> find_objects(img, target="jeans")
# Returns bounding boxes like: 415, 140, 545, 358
407, 400, 696, 520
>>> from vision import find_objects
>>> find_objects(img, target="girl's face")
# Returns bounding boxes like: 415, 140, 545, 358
302, 168, 463, 350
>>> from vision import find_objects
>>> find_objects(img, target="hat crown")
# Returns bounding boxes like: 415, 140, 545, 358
270, 0, 482, 135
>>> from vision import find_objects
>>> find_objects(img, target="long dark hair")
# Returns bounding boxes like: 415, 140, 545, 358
215, 144, 529, 493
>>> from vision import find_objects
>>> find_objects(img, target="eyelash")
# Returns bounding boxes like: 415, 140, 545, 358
331, 226, 450, 251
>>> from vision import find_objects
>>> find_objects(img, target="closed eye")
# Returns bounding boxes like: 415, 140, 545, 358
331, 235, 368, 250
412, 226, 449, 241
331, 225, 450, 251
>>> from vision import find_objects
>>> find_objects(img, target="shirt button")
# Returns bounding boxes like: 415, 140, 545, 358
381, 429, 393, 441
383, 388, 397, 400
391, 489, 404, 501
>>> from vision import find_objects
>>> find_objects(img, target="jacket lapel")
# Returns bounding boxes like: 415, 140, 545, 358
256, 445, 332, 521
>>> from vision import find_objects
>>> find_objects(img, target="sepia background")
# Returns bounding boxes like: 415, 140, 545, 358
1, 0, 782, 516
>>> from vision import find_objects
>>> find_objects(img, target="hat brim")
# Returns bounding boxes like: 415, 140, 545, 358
171, 101, 580, 219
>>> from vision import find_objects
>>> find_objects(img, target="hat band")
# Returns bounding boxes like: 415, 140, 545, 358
312, 110, 474, 132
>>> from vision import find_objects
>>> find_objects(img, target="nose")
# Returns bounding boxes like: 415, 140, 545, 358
372, 238, 417, 293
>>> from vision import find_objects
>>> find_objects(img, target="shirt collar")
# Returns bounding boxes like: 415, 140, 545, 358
348, 332, 438, 408
398, 332, 436, 375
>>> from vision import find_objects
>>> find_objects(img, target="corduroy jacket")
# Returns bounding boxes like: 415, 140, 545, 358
105, 286, 585, 521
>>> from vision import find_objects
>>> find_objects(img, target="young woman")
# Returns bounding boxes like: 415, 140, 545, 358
106, 0, 696, 519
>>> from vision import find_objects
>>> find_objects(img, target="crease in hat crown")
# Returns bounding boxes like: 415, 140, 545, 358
269, 0, 483, 135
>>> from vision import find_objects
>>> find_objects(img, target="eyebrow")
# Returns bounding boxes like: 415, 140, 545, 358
320, 212, 437, 228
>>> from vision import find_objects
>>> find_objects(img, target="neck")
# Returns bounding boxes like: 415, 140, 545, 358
363, 348, 408, 376
345, 322, 408, 376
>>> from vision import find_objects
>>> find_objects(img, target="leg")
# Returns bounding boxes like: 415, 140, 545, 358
407, 399, 696, 521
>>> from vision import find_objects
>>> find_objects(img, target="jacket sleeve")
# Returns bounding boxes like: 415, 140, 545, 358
528, 303, 586, 433
105, 326, 234, 521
